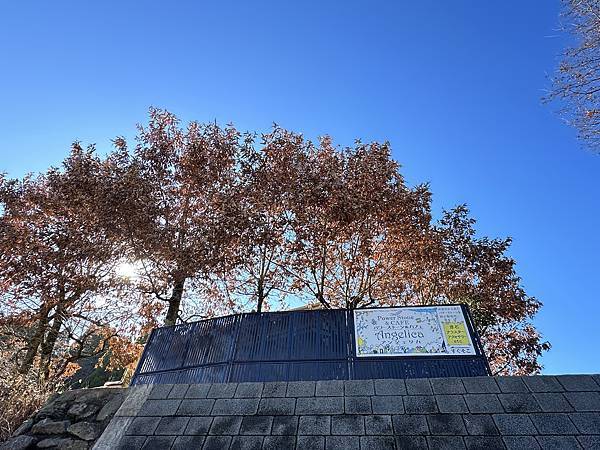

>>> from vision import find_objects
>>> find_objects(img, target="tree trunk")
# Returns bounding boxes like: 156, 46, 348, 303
39, 304, 65, 381
17, 307, 50, 374
164, 278, 186, 326
316, 246, 329, 308
256, 278, 264, 313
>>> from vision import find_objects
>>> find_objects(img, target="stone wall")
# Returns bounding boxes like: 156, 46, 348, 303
94, 374, 600, 449
2, 387, 126, 450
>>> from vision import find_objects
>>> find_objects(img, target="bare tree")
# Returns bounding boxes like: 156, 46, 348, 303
546, 0, 600, 151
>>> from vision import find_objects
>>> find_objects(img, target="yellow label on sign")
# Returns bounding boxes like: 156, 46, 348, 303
443, 322, 469, 345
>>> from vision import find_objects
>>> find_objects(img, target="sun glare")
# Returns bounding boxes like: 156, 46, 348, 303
115, 261, 139, 279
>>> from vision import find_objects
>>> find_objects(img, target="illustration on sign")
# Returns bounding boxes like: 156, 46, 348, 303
353, 306, 476, 357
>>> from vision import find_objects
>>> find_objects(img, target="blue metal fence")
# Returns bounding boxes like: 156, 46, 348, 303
131, 306, 491, 385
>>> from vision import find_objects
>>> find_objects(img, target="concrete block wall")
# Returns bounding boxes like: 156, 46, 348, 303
93, 375, 600, 450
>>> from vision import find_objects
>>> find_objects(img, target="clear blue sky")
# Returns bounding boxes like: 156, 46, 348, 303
1, 1, 598, 375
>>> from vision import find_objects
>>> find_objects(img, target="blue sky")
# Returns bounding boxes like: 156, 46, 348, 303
1, 1, 598, 375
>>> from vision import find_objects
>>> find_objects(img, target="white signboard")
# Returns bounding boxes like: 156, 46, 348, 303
353, 306, 476, 357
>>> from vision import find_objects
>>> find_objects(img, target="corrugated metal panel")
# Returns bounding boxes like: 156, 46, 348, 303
131, 306, 491, 386
234, 312, 291, 361
351, 357, 489, 380
183, 314, 239, 367
134, 364, 229, 385
289, 310, 348, 360
136, 327, 166, 374
229, 362, 289, 382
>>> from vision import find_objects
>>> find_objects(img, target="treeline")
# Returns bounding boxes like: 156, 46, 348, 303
0, 108, 549, 396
